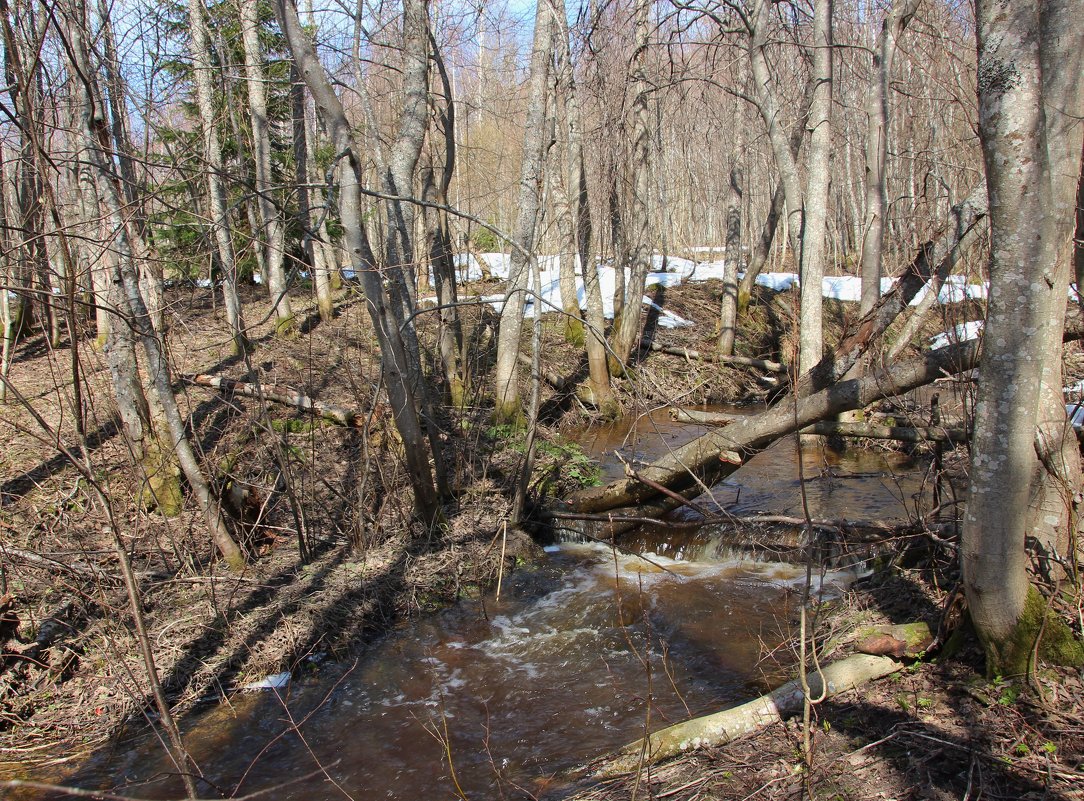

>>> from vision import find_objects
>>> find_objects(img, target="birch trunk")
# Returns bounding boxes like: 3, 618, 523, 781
188, 0, 247, 354
963, 0, 1084, 676
798, 0, 834, 376
607, 0, 652, 376
240, 0, 293, 334
717, 164, 742, 355
492, 0, 554, 423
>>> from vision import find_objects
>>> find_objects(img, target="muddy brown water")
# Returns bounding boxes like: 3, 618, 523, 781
26, 408, 928, 800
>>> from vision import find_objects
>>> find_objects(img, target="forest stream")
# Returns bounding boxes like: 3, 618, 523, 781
31, 410, 927, 800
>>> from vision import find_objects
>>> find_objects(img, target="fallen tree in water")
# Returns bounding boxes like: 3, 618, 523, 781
553, 340, 977, 526
670, 408, 969, 444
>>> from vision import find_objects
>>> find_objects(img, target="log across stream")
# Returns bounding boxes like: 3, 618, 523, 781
26, 414, 931, 800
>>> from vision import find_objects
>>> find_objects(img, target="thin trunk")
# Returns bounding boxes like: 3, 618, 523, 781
493, 0, 554, 423
738, 183, 784, 304
188, 0, 247, 354
798, 0, 834, 376
718, 163, 743, 355
608, 0, 652, 376
555, 0, 614, 413
426, 39, 467, 406
274, 0, 440, 523
290, 63, 332, 321
63, 2, 245, 567
886, 184, 987, 361
858, 0, 921, 316
240, 0, 293, 333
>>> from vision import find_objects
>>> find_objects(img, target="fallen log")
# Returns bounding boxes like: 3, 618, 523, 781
559, 340, 977, 516
586, 651, 911, 779
802, 421, 969, 444
640, 341, 786, 373
669, 408, 969, 445
516, 351, 571, 392
185, 374, 372, 428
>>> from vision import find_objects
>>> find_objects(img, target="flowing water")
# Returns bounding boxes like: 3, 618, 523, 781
27, 408, 928, 800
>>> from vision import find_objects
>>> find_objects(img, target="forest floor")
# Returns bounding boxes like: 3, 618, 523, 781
0, 274, 1081, 799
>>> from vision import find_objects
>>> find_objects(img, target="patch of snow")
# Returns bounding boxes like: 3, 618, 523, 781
930, 320, 983, 349
755, 272, 799, 292
645, 300, 693, 329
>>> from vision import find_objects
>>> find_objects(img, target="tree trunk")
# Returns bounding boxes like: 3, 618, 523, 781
718, 163, 743, 355
427, 38, 467, 408
798, 0, 834, 376
63, 1, 244, 567
188, 0, 247, 355
240, 0, 293, 334
493, 0, 554, 424
560, 339, 977, 517
962, 0, 1084, 677
858, 0, 921, 316
587, 653, 906, 780
290, 63, 333, 322
273, 0, 440, 524
607, 0, 652, 376
552, 9, 584, 347
554, 0, 615, 414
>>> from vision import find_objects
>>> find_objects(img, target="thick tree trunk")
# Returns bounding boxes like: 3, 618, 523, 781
963, 0, 1084, 677
188, 0, 247, 355
493, 0, 554, 423
240, 0, 293, 334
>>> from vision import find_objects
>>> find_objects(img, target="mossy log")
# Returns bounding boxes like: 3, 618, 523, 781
588, 652, 907, 780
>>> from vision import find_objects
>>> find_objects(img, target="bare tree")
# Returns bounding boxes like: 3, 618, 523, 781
607, 0, 654, 376
240, 0, 294, 334
717, 162, 742, 355
273, 0, 440, 523
857, 0, 921, 316
492, 0, 555, 424
962, 0, 1083, 676
187, 0, 247, 355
